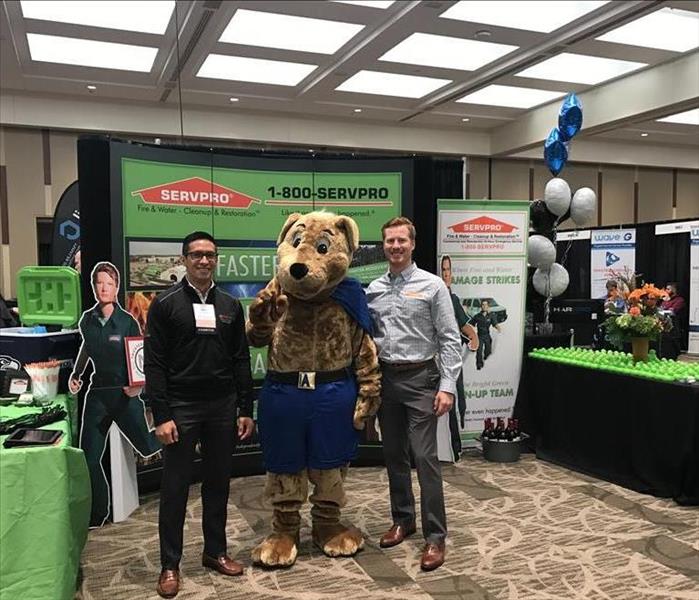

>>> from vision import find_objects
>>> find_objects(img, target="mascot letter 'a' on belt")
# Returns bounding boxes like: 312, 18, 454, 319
246, 211, 381, 567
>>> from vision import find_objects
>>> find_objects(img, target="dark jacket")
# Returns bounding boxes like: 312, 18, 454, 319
144, 280, 253, 426
79, 303, 138, 388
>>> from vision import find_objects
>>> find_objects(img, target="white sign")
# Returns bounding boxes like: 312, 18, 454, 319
655, 220, 699, 236
590, 228, 636, 298
690, 226, 699, 355
557, 229, 591, 241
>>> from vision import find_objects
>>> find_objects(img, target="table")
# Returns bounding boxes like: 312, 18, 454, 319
519, 357, 699, 505
0, 395, 91, 600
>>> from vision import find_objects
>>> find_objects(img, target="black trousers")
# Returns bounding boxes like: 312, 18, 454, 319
159, 396, 236, 569
476, 334, 492, 369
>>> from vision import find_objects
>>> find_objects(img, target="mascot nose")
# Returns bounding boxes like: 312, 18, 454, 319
290, 263, 309, 280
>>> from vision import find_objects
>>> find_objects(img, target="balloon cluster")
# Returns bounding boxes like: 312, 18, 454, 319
529, 347, 699, 383
528, 93, 597, 300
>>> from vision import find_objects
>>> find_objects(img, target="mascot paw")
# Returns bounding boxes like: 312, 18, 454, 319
353, 413, 366, 431
313, 524, 364, 557
249, 282, 287, 327
251, 533, 298, 567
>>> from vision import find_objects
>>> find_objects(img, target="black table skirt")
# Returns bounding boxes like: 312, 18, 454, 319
517, 357, 699, 506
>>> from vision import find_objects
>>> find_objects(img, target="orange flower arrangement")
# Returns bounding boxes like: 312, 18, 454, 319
602, 282, 671, 348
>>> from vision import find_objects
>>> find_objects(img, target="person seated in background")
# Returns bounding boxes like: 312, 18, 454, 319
662, 282, 685, 317
603, 280, 626, 314
0, 294, 18, 328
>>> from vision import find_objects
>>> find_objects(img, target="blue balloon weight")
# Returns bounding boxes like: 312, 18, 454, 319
558, 92, 583, 141
544, 128, 568, 176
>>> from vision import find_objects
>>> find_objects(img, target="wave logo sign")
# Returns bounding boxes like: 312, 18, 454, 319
606, 252, 621, 267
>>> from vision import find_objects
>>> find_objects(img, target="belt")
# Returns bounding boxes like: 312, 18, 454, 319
266, 367, 352, 390
379, 359, 434, 372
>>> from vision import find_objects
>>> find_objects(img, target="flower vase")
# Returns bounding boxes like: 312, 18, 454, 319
631, 337, 649, 363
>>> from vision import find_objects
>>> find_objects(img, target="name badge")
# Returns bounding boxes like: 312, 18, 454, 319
109, 335, 122, 342
193, 303, 217, 332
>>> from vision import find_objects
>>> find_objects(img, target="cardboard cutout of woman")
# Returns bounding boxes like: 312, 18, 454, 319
69, 262, 160, 527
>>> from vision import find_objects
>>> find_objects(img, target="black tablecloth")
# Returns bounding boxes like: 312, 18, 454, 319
517, 357, 699, 505
524, 331, 572, 354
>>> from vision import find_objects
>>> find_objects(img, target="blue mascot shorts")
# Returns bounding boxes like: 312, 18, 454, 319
258, 376, 359, 473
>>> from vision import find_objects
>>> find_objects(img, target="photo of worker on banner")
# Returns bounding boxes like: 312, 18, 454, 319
69, 261, 161, 527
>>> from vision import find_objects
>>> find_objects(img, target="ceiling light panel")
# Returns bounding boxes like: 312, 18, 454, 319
335, 70, 451, 98
440, 1, 608, 33
333, 1, 395, 8
380, 33, 518, 71
515, 52, 646, 84
197, 55, 317, 86
456, 84, 565, 108
26, 33, 158, 71
596, 8, 699, 53
656, 108, 699, 126
20, 1, 174, 35
220, 9, 364, 54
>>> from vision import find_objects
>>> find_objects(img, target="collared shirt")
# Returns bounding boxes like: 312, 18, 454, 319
366, 262, 462, 395
185, 276, 215, 303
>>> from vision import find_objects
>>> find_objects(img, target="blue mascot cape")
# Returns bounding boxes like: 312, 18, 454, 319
330, 277, 373, 335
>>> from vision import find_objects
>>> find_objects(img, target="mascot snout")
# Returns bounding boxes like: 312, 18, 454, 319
289, 263, 309, 280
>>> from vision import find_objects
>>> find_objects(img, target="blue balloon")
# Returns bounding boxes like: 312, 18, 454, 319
558, 92, 583, 141
544, 128, 568, 176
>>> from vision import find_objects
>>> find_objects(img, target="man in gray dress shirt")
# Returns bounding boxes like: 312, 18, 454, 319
366, 216, 462, 571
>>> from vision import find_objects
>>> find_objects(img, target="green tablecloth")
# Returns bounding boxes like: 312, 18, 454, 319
0, 395, 91, 600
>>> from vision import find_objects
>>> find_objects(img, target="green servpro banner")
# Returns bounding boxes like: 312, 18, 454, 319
121, 155, 402, 381
122, 158, 400, 241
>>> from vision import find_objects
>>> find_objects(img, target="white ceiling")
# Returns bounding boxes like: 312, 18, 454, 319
1, 0, 698, 154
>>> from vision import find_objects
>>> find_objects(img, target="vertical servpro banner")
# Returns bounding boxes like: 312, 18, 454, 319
690, 225, 699, 354
436, 200, 529, 443
590, 228, 636, 298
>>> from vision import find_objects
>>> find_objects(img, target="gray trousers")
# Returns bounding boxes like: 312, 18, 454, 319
378, 362, 447, 544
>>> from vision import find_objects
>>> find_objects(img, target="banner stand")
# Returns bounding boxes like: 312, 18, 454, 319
436, 200, 529, 457
109, 427, 140, 522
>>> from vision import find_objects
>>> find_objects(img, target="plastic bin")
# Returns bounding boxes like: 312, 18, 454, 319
0, 327, 80, 394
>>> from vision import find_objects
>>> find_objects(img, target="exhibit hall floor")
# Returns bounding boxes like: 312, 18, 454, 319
77, 453, 699, 600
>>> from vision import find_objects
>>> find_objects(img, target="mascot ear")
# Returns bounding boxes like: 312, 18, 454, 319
335, 215, 359, 254
277, 213, 303, 245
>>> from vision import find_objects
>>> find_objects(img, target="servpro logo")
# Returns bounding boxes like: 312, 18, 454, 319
448, 216, 518, 234
132, 177, 261, 209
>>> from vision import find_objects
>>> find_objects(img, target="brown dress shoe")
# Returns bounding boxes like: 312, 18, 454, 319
420, 542, 446, 571
379, 523, 417, 548
202, 553, 244, 576
156, 569, 180, 598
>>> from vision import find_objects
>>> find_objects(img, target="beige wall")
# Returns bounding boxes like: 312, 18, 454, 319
0, 127, 78, 297
1, 125, 698, 299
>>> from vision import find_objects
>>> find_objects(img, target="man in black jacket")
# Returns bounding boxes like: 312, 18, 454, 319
144, 231, 254, 599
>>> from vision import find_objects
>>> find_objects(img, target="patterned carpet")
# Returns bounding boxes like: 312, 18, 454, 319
77, 453, 699, 600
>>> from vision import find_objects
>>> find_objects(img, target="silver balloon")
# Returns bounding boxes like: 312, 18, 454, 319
528, 234, 556, 268
570, 187, 597, 226
544, 178, 571, 217
533, 263, 569, 298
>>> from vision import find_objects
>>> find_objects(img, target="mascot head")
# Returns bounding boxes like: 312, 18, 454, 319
276, 211, 359, 300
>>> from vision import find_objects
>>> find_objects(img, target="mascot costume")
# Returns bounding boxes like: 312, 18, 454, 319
247, 211, 381, 566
